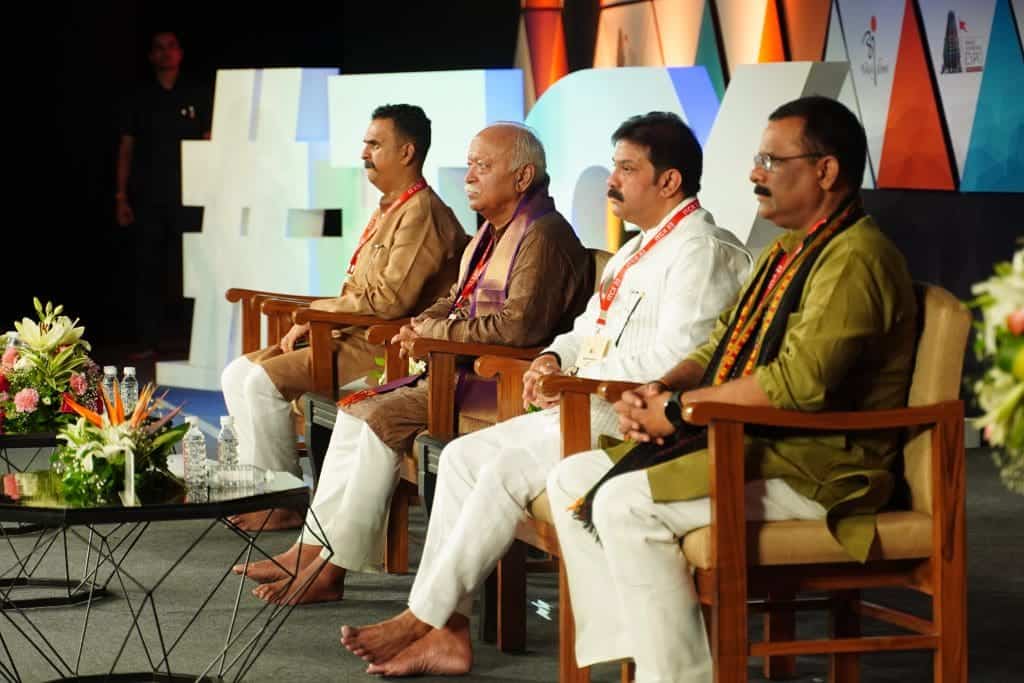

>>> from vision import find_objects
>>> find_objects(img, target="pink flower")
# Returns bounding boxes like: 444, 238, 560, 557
69, 372, 87, 395
0, 391, 7, 402
13, 388, 39, 413
1, 346, 17, 371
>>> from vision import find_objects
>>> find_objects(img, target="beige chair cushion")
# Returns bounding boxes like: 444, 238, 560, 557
903, 285, 971, 513
681, 511, 932, 568
528, 492, 930, 568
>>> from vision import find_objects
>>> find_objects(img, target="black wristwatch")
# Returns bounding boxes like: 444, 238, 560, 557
662, 390, 685, 430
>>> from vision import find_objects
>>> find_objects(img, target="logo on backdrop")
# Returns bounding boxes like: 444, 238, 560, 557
861, 16, 890, 85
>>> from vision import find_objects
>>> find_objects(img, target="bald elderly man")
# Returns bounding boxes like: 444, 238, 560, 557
235, 122, 593, 606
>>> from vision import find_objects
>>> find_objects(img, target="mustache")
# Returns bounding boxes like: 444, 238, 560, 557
363, 160, 375, 170
753, 184, 772, 197
606, 188, 624, 202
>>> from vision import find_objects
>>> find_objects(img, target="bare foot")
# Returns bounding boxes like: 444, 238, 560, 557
340, 610, 432, 664
227, 508, 304, 531
252, 556, 345, 605
366, 618, 472, 676
232, 542, 322, 583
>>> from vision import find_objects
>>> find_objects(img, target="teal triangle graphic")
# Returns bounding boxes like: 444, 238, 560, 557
695, 0, 726, 99
962, 0, 1024, 192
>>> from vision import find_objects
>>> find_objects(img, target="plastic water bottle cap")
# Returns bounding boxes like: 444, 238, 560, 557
104, 366, 117, 375
124, 367, 136, 376
220, 415, 234, 427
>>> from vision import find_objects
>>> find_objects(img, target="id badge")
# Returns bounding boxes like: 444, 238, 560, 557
577, 334, 611, 368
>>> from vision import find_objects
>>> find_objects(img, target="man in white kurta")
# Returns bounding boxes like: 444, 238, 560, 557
339, 112, 752, 677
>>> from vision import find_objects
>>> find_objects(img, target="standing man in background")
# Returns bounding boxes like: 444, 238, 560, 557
116, 30, 212, 357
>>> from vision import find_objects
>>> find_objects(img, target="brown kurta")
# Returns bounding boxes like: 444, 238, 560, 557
343, 209, 593, 452
246, 186, 468, 401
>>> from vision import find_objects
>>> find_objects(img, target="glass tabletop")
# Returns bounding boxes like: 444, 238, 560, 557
0, 468, 309, 525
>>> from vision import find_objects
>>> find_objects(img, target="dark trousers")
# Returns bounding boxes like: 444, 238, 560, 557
131, 203, 202, 350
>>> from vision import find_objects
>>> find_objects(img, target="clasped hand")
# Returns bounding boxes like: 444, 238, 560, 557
279, 322, 310, 353
522, 355, 562, 410
614, 382, 677, 444
391, 318, 424, 359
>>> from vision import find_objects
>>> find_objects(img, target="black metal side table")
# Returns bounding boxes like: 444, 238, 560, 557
0, 469, 331, 683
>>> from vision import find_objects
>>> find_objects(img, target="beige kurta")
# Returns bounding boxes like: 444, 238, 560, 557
246, 186, 468, 401
342, 209, 594, 452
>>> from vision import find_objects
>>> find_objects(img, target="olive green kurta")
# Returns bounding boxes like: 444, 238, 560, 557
246, 186, 468, 400
636, 214, 917, 561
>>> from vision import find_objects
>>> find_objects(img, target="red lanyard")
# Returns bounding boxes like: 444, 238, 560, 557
451, 230, 497, 314
596, 199, 700, 326
347, 178, 427, 275
762, 216, 827, 299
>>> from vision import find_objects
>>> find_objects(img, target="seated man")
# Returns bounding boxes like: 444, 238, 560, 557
338, 112, 753, 676
236, 122, 594, 603
547, 96, 918, 682
221, 104, 468, 529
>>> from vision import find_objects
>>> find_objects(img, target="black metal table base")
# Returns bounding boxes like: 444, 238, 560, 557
1, 510, 332, 682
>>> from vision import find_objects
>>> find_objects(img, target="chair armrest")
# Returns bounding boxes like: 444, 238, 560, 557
474, 356, 531, 379
596, 381, 644, 404
261, 298, 307, 316
225, 287, 316, 303
295, 308, 397, 329
367, 323, 405, 345
409, 338, 543, 361
683, 400, 963, 430
536, 374, 605, 397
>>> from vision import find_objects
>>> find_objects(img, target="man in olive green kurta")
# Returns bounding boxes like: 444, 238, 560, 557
546, 97, 917, 682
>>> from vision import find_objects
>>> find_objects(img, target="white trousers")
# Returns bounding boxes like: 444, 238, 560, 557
546, 450, 827, 683
220, 356, 299, 476
407, 403, 618, 629
303, 409, 401, 572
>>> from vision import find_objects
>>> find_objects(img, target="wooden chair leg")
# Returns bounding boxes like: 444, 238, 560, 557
558, 558, 590, 683
829, 590, 860, 683
712, 579, 748, 681
496, 541, 527, 653
620, 660, 635, 682
763, 590, 797, 679
384, 481, 410, 574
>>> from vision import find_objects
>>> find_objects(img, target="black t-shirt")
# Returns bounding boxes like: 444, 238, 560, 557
120, 76, 212, 205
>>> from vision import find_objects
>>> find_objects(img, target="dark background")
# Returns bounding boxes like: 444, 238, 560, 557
13, 0, 1022, 369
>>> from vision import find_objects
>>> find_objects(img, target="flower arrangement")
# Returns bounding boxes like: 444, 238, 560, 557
971, 247, 1024, 494
0, 299, 101, 435
53, 383, 188, 506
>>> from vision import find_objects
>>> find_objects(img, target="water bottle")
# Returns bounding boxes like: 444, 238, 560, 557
121, 367, 139, 414
217, 416, 239, 467
182, 416, 208, 489
101, 366, 117, 408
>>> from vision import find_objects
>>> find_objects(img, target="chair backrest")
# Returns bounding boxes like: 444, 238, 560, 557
903, 283, 971, 513
590, 248, 613, 295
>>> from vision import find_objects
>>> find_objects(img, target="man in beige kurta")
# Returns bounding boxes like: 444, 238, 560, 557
236, 123, 592, 609
221, 105, 467, 529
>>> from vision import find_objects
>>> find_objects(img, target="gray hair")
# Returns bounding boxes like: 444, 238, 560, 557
490, 121, 548, 187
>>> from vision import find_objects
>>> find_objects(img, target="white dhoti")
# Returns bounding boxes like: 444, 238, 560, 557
546, 449, 827, 683
303, 409, 401, 573
407, 400, 619, 629
220, 356, 299, 476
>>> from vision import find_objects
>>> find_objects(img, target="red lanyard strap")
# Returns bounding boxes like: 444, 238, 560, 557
451, 230, 497, 314
347, 178, 427, 275
761, 216, 827, 300
596, 199, 700, 326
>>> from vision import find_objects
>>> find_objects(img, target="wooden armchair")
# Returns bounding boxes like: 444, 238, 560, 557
360, 247, 612, 575
484, 283, 971, 683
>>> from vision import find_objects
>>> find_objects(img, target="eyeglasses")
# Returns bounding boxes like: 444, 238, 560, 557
753, 153, 823, 172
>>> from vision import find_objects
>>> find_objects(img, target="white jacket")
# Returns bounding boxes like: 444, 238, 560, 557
544, 197, 751, 384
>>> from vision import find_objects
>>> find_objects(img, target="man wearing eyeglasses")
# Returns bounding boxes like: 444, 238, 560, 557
545, 96, 918, 682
